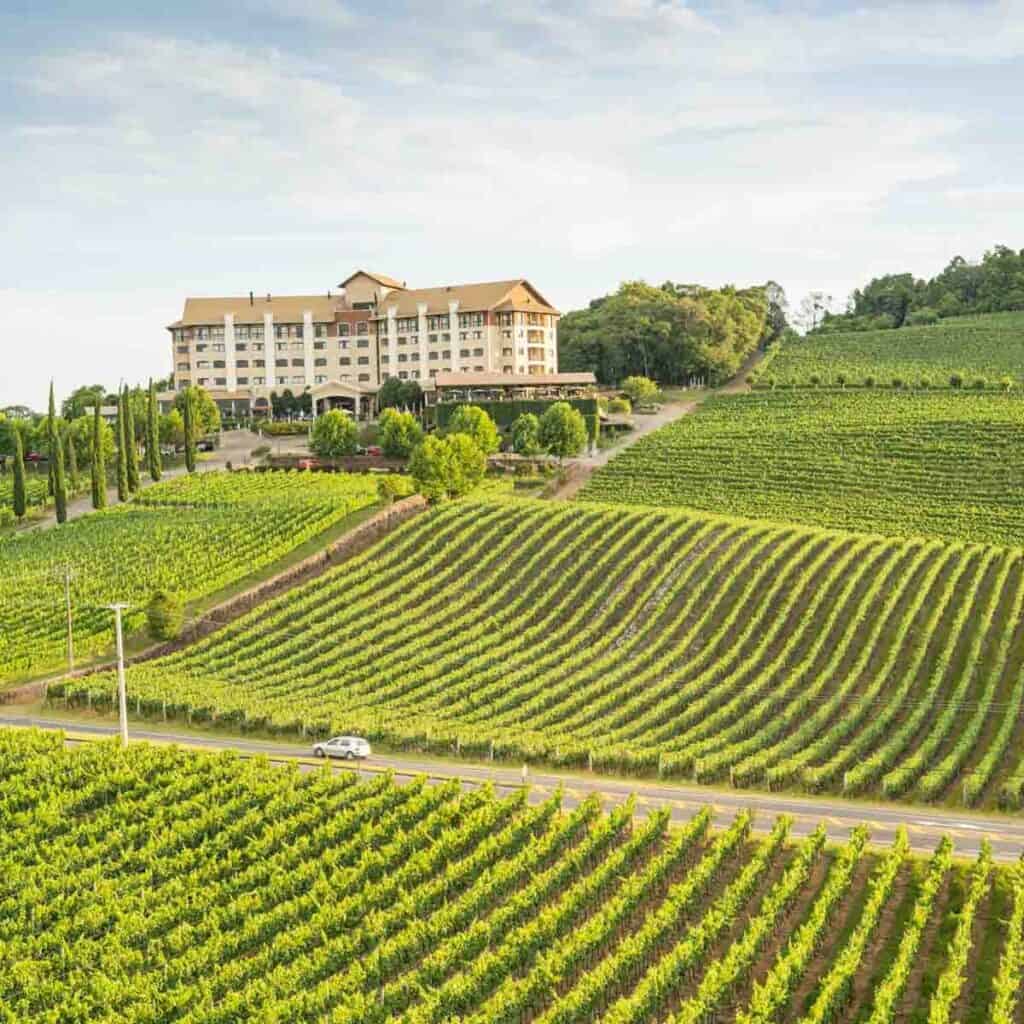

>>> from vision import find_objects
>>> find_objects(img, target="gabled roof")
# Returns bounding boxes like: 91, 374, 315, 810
375, 279, 560, 318
338, 270, 405, 290
169, 295, 341, 327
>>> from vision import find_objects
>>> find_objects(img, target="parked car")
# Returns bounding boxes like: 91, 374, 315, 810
24, 451, 46, 463
297, 457, 322, 471
159, 445, 177, 458
366, 445, 383, 457
312, 736, 372, 760
196, 438, 215, 452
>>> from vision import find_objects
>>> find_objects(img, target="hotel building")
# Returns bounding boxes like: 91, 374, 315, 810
163, 270, 560, 417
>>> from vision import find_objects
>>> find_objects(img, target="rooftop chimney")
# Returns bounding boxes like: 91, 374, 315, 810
266, 293, 272, 303
249, 291, 254, 306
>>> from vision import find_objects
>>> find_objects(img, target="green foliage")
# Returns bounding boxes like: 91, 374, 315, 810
435, 398, 600, 442
12, 429, 26, 519
607, 397, 632, 414
377, 376, 423, 411
147, 379, 162, 483
91, 402, 107, 510
621, 376, 661, 404
559, 280, 770, 386
760, 312, 1024, 387
377, 474, 416, 504
52, 429, 68, 524
116, 391, 130, 499
60, 384, 106, 422
539, 402, 588, 459
511, 412, 542, 456
379, 408, 423, 459
0, 470, 376, 679
409, 433, 486, 502
582, 389, 1024, 547
174, 385, 220, 438
146, 590, 184, 641
123, 385, 140, 493
310, 410, 359, 458
182, 391, 196, 474
445, 405, 501, 455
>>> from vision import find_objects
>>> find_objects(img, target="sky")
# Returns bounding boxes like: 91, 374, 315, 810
2, 0, 1023, 409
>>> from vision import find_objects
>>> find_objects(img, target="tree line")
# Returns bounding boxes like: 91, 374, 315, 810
814, 244, 1024, 334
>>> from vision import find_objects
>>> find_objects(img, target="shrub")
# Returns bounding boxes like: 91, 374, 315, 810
621, 375, 661, 405
608, 397, 632, 414
863, 375, 875, 388
1001, 376, 1015, 392
446, 405, 500, 455
972, 377, 988, 390
919, 376, 931, 389
147, 591, 184, 642
834, 374, 846, 388
377, 474, 415, 504
539, 402, 588, 460
891, 377, 905, 389
766, 375, 777, 390
379, 409, 423, 459
409, 434, 487, 502
310, 411, 358, 458
511, 413, 542, 456
950, 372, 964, 388
905, 307, 940, 327
808, 374, 821, 387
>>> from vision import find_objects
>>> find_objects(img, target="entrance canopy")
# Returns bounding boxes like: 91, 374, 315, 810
310, 380, 373, 418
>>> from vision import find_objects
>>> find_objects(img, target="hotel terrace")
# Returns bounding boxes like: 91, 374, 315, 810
162, 270, 562, 417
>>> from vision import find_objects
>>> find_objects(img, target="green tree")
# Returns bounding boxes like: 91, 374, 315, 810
620, 375, 660, 405
12, 428, 27, 519
63, 424, 79, 491
61, 384, 106, 422
310, 410, 359, 457
446, 405, 500, 455
182, 391, 196, 473
174, 386, 220, 439
539, 401, 588, 460
160, 409, 185, 447
52, 429, 68, 524
511, 412, 542, 456
379, 408, 423, 458
409, 433, 486, 502
46, 381, 57, 498
377, 474, 415, 505
91, 402, 107, 509
115, 391, 129, 500
147, 379, 162, 482
123, 384, 140, 493
377, 377, 424, 412
147, 591, 184, 641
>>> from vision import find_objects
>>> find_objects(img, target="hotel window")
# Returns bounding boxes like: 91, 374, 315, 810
235, 326, 248, 340
197, 328, 210, 340
236, 376, 249, 385
410, 370, 420, 379
276, 358, 288, 368
315, 324, 327, 338
397, 336, 407, 346
197, 377, 209, 385
427, 314, 450, 331
275, 341, 287, 352
502, 365, 513, 374
291, 358, 304, 367
237, 359, 250, 369
314, 357, 327, 367
252, 376, 265, 385
442, 350, 451, 360
291, 341, 303, 352
339, 323, 350, 336
196, 343, 208, 353
459, 332, 468, 341
441, 332, 450, 342
253, 359, 265, 367
315, 374, 327, 384
472, 330, 482, 340
176, 345, 189, 354
357, 339, 369, 349
473, 365, 484, 373
398, 371, 408, 380
197, 360, 211, 369
428, 334, 438, 344
502, 330, 511, 339
213, 360, 226, 368
356, 321, 368, 335
358, 373, 370, 382
177, 362, 189, 372
339, 338, 349, 349
212, 327, 225, 339
472, 348, 484, 357
357, 356, 369, 366
429, 368, 438, 378
428, 351, 438, 361
340, 357, 351, 366
235, 342, 248, 352
410, 351, 420, 361
292, 376, 304, 385
381, 354, 390, 364
459, 349, 471, 358
397, 353, 407, 363
252, 342, 265, 352
213, 343, 225, 353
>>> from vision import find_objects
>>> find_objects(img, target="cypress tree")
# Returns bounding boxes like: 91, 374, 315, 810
183, 390, 196, 474
12, 428, 27, 519
124, 385, 140, 493
116, 391, 129, 502
147, 378, 162, 482
53, 429, 68, 524
64, 425, 79, 492
47, 381, 57, 498
91, 403, 107, 510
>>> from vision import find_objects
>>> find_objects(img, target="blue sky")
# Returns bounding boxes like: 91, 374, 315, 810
3, 0, 1023, 408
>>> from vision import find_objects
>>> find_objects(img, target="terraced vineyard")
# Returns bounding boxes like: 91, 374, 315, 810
580, 389, 1024, 546
61, 497, 1024, 807
0, 728, 1020, 1022
758, 310, 1024, 386
0, 470, 377, 681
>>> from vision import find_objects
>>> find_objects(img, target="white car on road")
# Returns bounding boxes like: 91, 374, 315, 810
313, 736, 372, 761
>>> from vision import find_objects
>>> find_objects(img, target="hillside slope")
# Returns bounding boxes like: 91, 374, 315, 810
61, 498, 1024, 808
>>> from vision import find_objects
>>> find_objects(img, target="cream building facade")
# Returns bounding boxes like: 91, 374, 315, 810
163, 270, 560, 416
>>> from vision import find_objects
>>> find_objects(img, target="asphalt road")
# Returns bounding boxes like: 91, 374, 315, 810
4, 714, 1023, 862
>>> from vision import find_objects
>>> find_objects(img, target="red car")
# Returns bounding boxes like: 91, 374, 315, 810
24, 451, 46, 463
297, 457, 323, 470
366, 445, 383, 457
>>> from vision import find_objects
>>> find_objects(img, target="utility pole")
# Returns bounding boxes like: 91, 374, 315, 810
108, 603, 130, 747
64, 566, 74, 672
